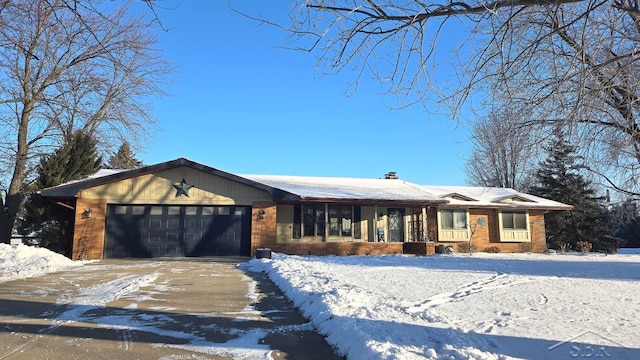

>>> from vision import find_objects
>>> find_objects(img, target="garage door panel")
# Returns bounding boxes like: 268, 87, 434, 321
105, 205, 251, 258
167, 219, 180, 229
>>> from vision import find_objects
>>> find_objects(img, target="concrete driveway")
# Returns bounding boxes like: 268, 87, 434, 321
0, 258, 342, 359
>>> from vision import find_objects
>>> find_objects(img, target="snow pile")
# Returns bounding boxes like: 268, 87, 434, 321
243, 252, 640, 360
0, 243, 84, 282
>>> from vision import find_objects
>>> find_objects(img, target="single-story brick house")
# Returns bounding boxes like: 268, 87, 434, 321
40, 158, 572, 260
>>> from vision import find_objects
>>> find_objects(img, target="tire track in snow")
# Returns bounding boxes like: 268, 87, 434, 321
10, 273, 162, 356
46, 273, 160, 326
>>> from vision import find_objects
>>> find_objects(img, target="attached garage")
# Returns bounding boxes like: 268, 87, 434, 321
104, 205, 251, 258
40, 159, 284, 260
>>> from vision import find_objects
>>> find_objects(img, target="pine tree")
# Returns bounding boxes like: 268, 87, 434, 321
107, 142, 143, 169
19, 131, 102, 256
530, 132, 619, 252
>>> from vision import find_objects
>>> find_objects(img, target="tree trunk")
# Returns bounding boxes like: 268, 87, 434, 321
1, 103, 32, 244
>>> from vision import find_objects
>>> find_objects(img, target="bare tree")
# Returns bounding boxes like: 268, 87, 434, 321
479, 2, 640, 196
0, 0, 171, 244
276, 1, 640, 196
464, 106, 541, 191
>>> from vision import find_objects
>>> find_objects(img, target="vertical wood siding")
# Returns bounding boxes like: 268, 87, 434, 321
80, 167, 271, 205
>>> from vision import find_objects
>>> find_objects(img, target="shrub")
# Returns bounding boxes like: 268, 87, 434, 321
457, 242, 477, 254
483, 246, 501, 253
558, 243, 572, 253
576, 241, 592, 254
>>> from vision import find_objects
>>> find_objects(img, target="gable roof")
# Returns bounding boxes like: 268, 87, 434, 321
39, 158, 299, 201
39, 158, 572, 210
419, 186, 572, 210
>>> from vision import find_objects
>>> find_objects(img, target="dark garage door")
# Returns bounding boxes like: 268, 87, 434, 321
104, 205, 251, 258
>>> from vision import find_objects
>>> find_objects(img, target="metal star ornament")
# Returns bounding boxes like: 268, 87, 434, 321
173, 178, 194, 197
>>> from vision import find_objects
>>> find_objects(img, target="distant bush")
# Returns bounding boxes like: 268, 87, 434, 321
558, 243, 572, 253
576, 241, 592, 254
483, 246, 501, 253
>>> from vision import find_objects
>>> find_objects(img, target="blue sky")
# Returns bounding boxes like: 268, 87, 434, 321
142, 2, 472, 185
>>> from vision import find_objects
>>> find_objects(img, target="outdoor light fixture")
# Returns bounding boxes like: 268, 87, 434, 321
258, 209, 266, 219
82, 208, 92, 219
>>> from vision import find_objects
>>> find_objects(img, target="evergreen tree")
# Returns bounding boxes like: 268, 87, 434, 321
107, 142, 143, 169
19, 131, 102, 256
530, 132, 619, 252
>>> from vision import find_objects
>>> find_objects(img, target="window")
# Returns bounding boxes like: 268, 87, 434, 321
501, 211, 527, 230
303, 206, 325, 237
132, 206, 146, 215
341, 208, 352, 236
329, 206, 352, 236
441, 209, 467, 229
438, 209, 469, 242
300, 204, 355, 238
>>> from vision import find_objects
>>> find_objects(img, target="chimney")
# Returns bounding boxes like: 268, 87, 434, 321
384, 172, 398, 179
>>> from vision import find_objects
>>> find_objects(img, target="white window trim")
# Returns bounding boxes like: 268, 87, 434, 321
437, 208, 470, 242
498, 210, 531, 242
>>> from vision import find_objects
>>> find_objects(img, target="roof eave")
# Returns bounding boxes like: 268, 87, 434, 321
40, 158, 301, 201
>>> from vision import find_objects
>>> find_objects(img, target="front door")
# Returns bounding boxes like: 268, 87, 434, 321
387, 208, 405, 242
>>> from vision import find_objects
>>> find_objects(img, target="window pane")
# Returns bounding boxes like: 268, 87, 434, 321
167, 206, 180, 215
515, 212, 527, 229
150, 206, 163, 215
185, 206, 197, 215
132, 206, 145, 215
316, 208, 325, 236
303, 207, 314, 236
453, 210, 467, 229
202, 207, 214, 215
502, 212, 514, 229
329, 208, 339, 236
441, 210, 453, 229
341, 208, 352, 236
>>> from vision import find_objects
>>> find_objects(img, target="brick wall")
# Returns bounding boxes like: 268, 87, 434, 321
72, 198, 107, 260
251, 201, 277, 256
266, 242, 404, 256
432, 208, 548, 254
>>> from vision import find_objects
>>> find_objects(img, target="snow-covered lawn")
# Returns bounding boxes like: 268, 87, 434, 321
242, 251, 640, 360
2, 243, 640, 359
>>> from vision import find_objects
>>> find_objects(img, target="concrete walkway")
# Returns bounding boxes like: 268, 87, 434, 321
0, 258, 342, 359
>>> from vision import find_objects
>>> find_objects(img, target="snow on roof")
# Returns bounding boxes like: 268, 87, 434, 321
419, 185, 572, 209
241, 174, 444, 202
58, 168, 125, 185
40, 158, 572, 209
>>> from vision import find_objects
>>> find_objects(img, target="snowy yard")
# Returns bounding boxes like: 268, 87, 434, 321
2, 243, 640, 359
242, 251, 640, 360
